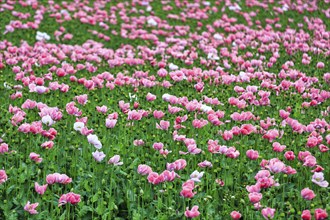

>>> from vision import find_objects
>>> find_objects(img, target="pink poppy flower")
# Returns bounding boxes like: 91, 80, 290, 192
92, 151, 106, 162
0, 170, 8, 184
58, 192, 81, 206
108, 155, 123, 166
46, 173, 72, 185
180, 179, 196, 198
222, 130, 233, 141
190, 170, 204, 182
34, 182, 48, 195
146, 93, 156, 101
153, 110, 165, 119
133, 139, 145, 146
29, 152, 42, 163
246, 184, 261, 193
65, 102, 82, 116
246, 149, 259, 160
74, 94, 88, 105
137, 164, 152, 175
156, 120, 170, 130
160, 170, 180, 182
249, 192, 263, 203
303, 155, 317, 167
312, 172, 329, 187
149, 141, 162, 151
96, 105, 108, 114
147, 172, 165, 185
192, 119, 208, 129
261, 207, 275, 219
316, 62, 325, 69
272, 142, 286, 152
284, 151, 295, 161
0, 143, 9, 154
267, 158, 286, 173
319, 144, 329, 152
167, 159, 187, 171
185, 206, 200, 218
216, 179, 225, 186
301, 188, 316, 200
312, 165, 325, 173
230, 211, 242, 220
127, 110, 143, 121
301, 210, 311, 220
24, 201, 39, 214
198, 160, 213, 168
105, 119, 117, 128
314, 208, 328, 220
41, 141, 54, 149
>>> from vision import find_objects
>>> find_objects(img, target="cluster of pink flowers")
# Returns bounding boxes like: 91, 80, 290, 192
46, 173, 72, 185
147, 170, 180, 185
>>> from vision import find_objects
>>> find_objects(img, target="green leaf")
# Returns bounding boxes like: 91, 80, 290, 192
6, 185, 16, 195
78, 205, 93, 217
92, 193, 99, 203
59, 210, 67, 220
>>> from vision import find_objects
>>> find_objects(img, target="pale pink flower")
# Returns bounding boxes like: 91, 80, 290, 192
92, 151, 106, 162
96, 105, 108, 114
246, 184, 261, 193
108, 155, 123, 166
24, 201, 39, 214
87, 134, 102, 149
29, 152, 42, 163
267, 158, 286, 173
133, 139, 145, 146
190, 170, 204, 182
312, 172, 329, 187
198, 160, 213, 168
137, 164, 152, 175
146, 93, 156, 101
303, 155, 317, 167
105, 119, 117, 128
41, 115, 55, 126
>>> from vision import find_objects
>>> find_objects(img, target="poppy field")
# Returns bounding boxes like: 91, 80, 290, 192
0, 0, 329, 219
